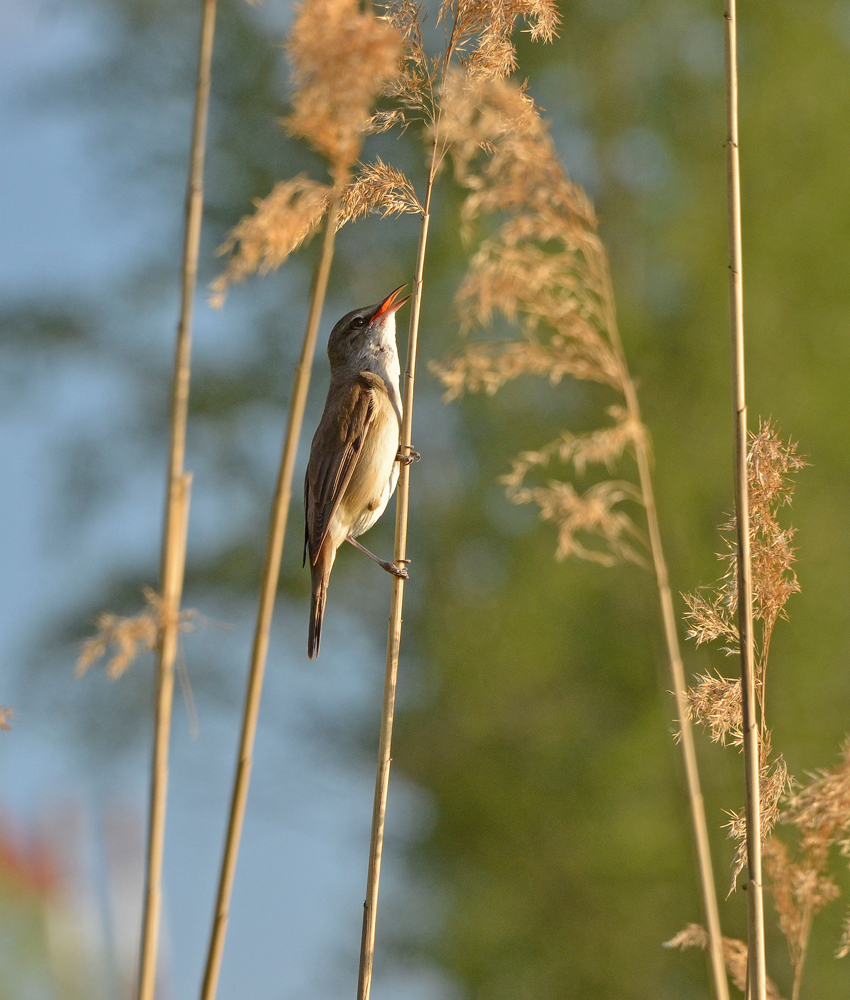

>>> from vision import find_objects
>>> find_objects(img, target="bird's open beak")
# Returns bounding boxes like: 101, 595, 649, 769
373, 284, 412, 320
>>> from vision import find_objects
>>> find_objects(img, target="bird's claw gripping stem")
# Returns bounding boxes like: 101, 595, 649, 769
396, 446, 420, 466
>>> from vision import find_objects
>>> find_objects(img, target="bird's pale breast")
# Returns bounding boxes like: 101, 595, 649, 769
343, 394, 399, 538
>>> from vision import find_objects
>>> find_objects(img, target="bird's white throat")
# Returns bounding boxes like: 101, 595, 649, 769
362, 313, 402, 425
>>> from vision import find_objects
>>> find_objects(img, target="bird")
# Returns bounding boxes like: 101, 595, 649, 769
303, 285, 414, 659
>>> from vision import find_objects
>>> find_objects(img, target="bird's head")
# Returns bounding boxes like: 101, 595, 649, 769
327, 285, 410, 373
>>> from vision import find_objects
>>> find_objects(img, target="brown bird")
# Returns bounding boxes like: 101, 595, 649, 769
304, 286, 413, 658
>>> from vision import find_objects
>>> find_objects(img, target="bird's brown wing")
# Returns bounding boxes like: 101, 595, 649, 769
305, 375, 379, 565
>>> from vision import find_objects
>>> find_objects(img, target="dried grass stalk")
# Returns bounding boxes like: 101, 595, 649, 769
0, 707, 13, 731
355, 5, 561, 998
723, 0, 766, 992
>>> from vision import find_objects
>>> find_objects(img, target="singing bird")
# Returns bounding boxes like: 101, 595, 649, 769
304, 286, 413, 658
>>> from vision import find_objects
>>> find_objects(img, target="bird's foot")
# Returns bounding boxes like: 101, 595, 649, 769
347, 535, 410, 579
396, 446, 421, 466
385, 561, 410, 580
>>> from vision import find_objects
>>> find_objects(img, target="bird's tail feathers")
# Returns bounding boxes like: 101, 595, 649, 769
308, 544, 334, 659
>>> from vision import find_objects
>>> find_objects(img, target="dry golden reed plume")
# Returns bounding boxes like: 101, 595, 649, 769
665, 924, 786, 1000
0, 707, 13, 731
677, 423, 850, 997
765, 741, 850, 998
430, 73, 644, 568
336, 157, 423, 228
210, 0, 402, 305
683, 421, 803, 889
77, 588, 198, 680
285, 0, 403, 169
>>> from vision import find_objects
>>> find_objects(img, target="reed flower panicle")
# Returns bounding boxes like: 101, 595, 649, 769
682, 422, 802, 889
665, 923, 786, 1000
210, 0, 403, 306
431, 74, 642, 567
676, 423, 850, 997
76, 588, 200, 680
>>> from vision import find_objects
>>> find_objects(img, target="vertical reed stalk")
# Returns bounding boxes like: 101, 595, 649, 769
137, 1, 217, 997
601, 284, 729, 1000
356, 141, 436, 1000
723, 2, 766, 998
199, 191, 342, 1000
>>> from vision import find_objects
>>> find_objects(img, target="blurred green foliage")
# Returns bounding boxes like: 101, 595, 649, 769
10, 0, 850, 997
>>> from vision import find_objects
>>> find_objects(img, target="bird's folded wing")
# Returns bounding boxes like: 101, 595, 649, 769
305, 377, 378, 563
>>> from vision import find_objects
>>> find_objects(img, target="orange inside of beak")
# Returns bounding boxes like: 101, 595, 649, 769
373, 285, 411, 320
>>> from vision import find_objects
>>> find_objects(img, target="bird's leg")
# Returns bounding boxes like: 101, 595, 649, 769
347, 535, 409, 579
396, 445, 420, 466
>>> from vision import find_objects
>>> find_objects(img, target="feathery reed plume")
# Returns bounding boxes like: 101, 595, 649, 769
431, 71, 729, 1000
199, 5, 402, 999
665, 924, 786, 1000
0, 707, 12, 731
76, 588, 202, 680
766, 741, 850, 998
209, 178, 331, 306
674, 423, 850, 998
683, 422, 802, 890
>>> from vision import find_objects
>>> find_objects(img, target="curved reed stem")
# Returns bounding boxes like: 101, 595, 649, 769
137, 1, 217, 997
199, 191, 341, 1000
601, 279, 729, 1000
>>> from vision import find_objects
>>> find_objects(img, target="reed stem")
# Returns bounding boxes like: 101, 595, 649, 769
723, 2, 766, 998
355, 141, 436, 1000
629, 396, 730, 1000
199, 191, 341, 1000
137, 1, 217, 997
600, 279, 729, 1000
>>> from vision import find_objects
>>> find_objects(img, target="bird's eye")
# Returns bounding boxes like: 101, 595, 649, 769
352, 316, 366, 329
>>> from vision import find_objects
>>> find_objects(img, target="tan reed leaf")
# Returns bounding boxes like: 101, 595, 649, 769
336, 158, 423, 230
210, 177, 331, 306
0, 707, 13, 731
664, 923, 786, 1000
77, 588, 199, 680
285, 0, 402, 168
